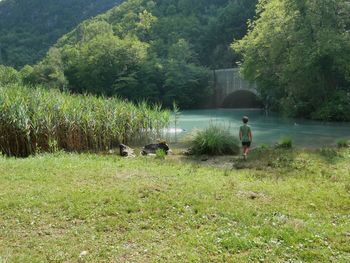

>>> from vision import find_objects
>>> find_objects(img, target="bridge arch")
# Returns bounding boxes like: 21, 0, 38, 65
222, 90, 262, 108
213, 68, 261, 108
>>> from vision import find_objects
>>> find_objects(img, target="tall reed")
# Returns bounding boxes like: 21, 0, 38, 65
0, 84, 170, 157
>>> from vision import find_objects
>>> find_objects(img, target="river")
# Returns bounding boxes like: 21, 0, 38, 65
170, 109, 350, 148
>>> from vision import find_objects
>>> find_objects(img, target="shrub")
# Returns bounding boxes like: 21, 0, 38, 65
189, 125, 239, 155
0, 65, 21, 85
276, 137, 292, 149
311, 91, 350, 121
336, 139, 349, 148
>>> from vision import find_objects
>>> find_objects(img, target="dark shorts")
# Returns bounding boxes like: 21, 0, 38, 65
242, 141, 251, 147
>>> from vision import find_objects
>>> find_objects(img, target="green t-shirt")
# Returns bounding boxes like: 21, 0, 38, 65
240, 124, 251, 142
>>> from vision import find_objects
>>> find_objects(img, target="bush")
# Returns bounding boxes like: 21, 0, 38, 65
276, 137, 292, 149
189, 125, 239, 155
312, 91, 350, 121
0, 65, 21, 85
336, 139, 349, 148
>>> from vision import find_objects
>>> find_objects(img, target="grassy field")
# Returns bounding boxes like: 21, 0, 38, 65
0, 148, 349, 262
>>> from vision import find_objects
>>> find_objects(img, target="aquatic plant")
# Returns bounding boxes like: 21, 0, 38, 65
277, 137, 293, 149
336, 139, 349, 148
0, 83, 170, 157
189, 125, 239, 155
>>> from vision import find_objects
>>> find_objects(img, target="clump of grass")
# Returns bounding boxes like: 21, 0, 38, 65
336, 139, 349, 148
172, 100, 180, 143
189, 125, 239, 155
253, 144, 270, 155
260, 144, 269, 149
0, 83, 170, 157
276, 136, 293, 149
155, 149, 166, 159
345, 183, 350, 192
319, 147, 338, 159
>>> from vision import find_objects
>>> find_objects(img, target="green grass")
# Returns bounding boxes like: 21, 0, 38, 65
337, 139, 349, 148
155, 148, 167, 159
188, 125, 240, 155
277, 136, 293, 149
0, 149, 349, 262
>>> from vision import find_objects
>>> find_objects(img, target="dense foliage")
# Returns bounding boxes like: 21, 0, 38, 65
0, 83, 169, 157
26, 0, 257, 108
0, 0, 123, 68
233, 0, 350, 121
0, 65, 21, 85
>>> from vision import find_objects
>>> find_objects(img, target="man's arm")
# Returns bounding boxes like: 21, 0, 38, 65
249, 131, 252, 142
239, 128, 242, 141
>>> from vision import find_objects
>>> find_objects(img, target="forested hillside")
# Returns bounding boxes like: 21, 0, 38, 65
0, 0, 123, 68
25, 0, 257, 108
3, 0, 347, 120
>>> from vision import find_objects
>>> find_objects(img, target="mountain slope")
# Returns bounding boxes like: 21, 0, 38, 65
0, 0, 123, 68
28, 0, 257, 108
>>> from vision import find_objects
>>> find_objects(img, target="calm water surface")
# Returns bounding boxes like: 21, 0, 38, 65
172, 109, 350, 148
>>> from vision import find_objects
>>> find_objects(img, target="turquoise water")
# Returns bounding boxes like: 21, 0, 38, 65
171, 109, 350, 148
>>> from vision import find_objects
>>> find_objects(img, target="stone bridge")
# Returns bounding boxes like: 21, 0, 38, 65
213, 68, 261, 108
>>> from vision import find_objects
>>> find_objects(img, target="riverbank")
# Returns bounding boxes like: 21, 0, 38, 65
175, 109, 350, 148
0, 148, 349, 262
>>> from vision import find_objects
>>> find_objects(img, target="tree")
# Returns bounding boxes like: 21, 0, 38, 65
233, 0, 350, 120
30, 48, 67, 88
163, 40, 211, 108
0, 65, 20, 85
64, 33, 148, 96
22, 0, 258, 109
